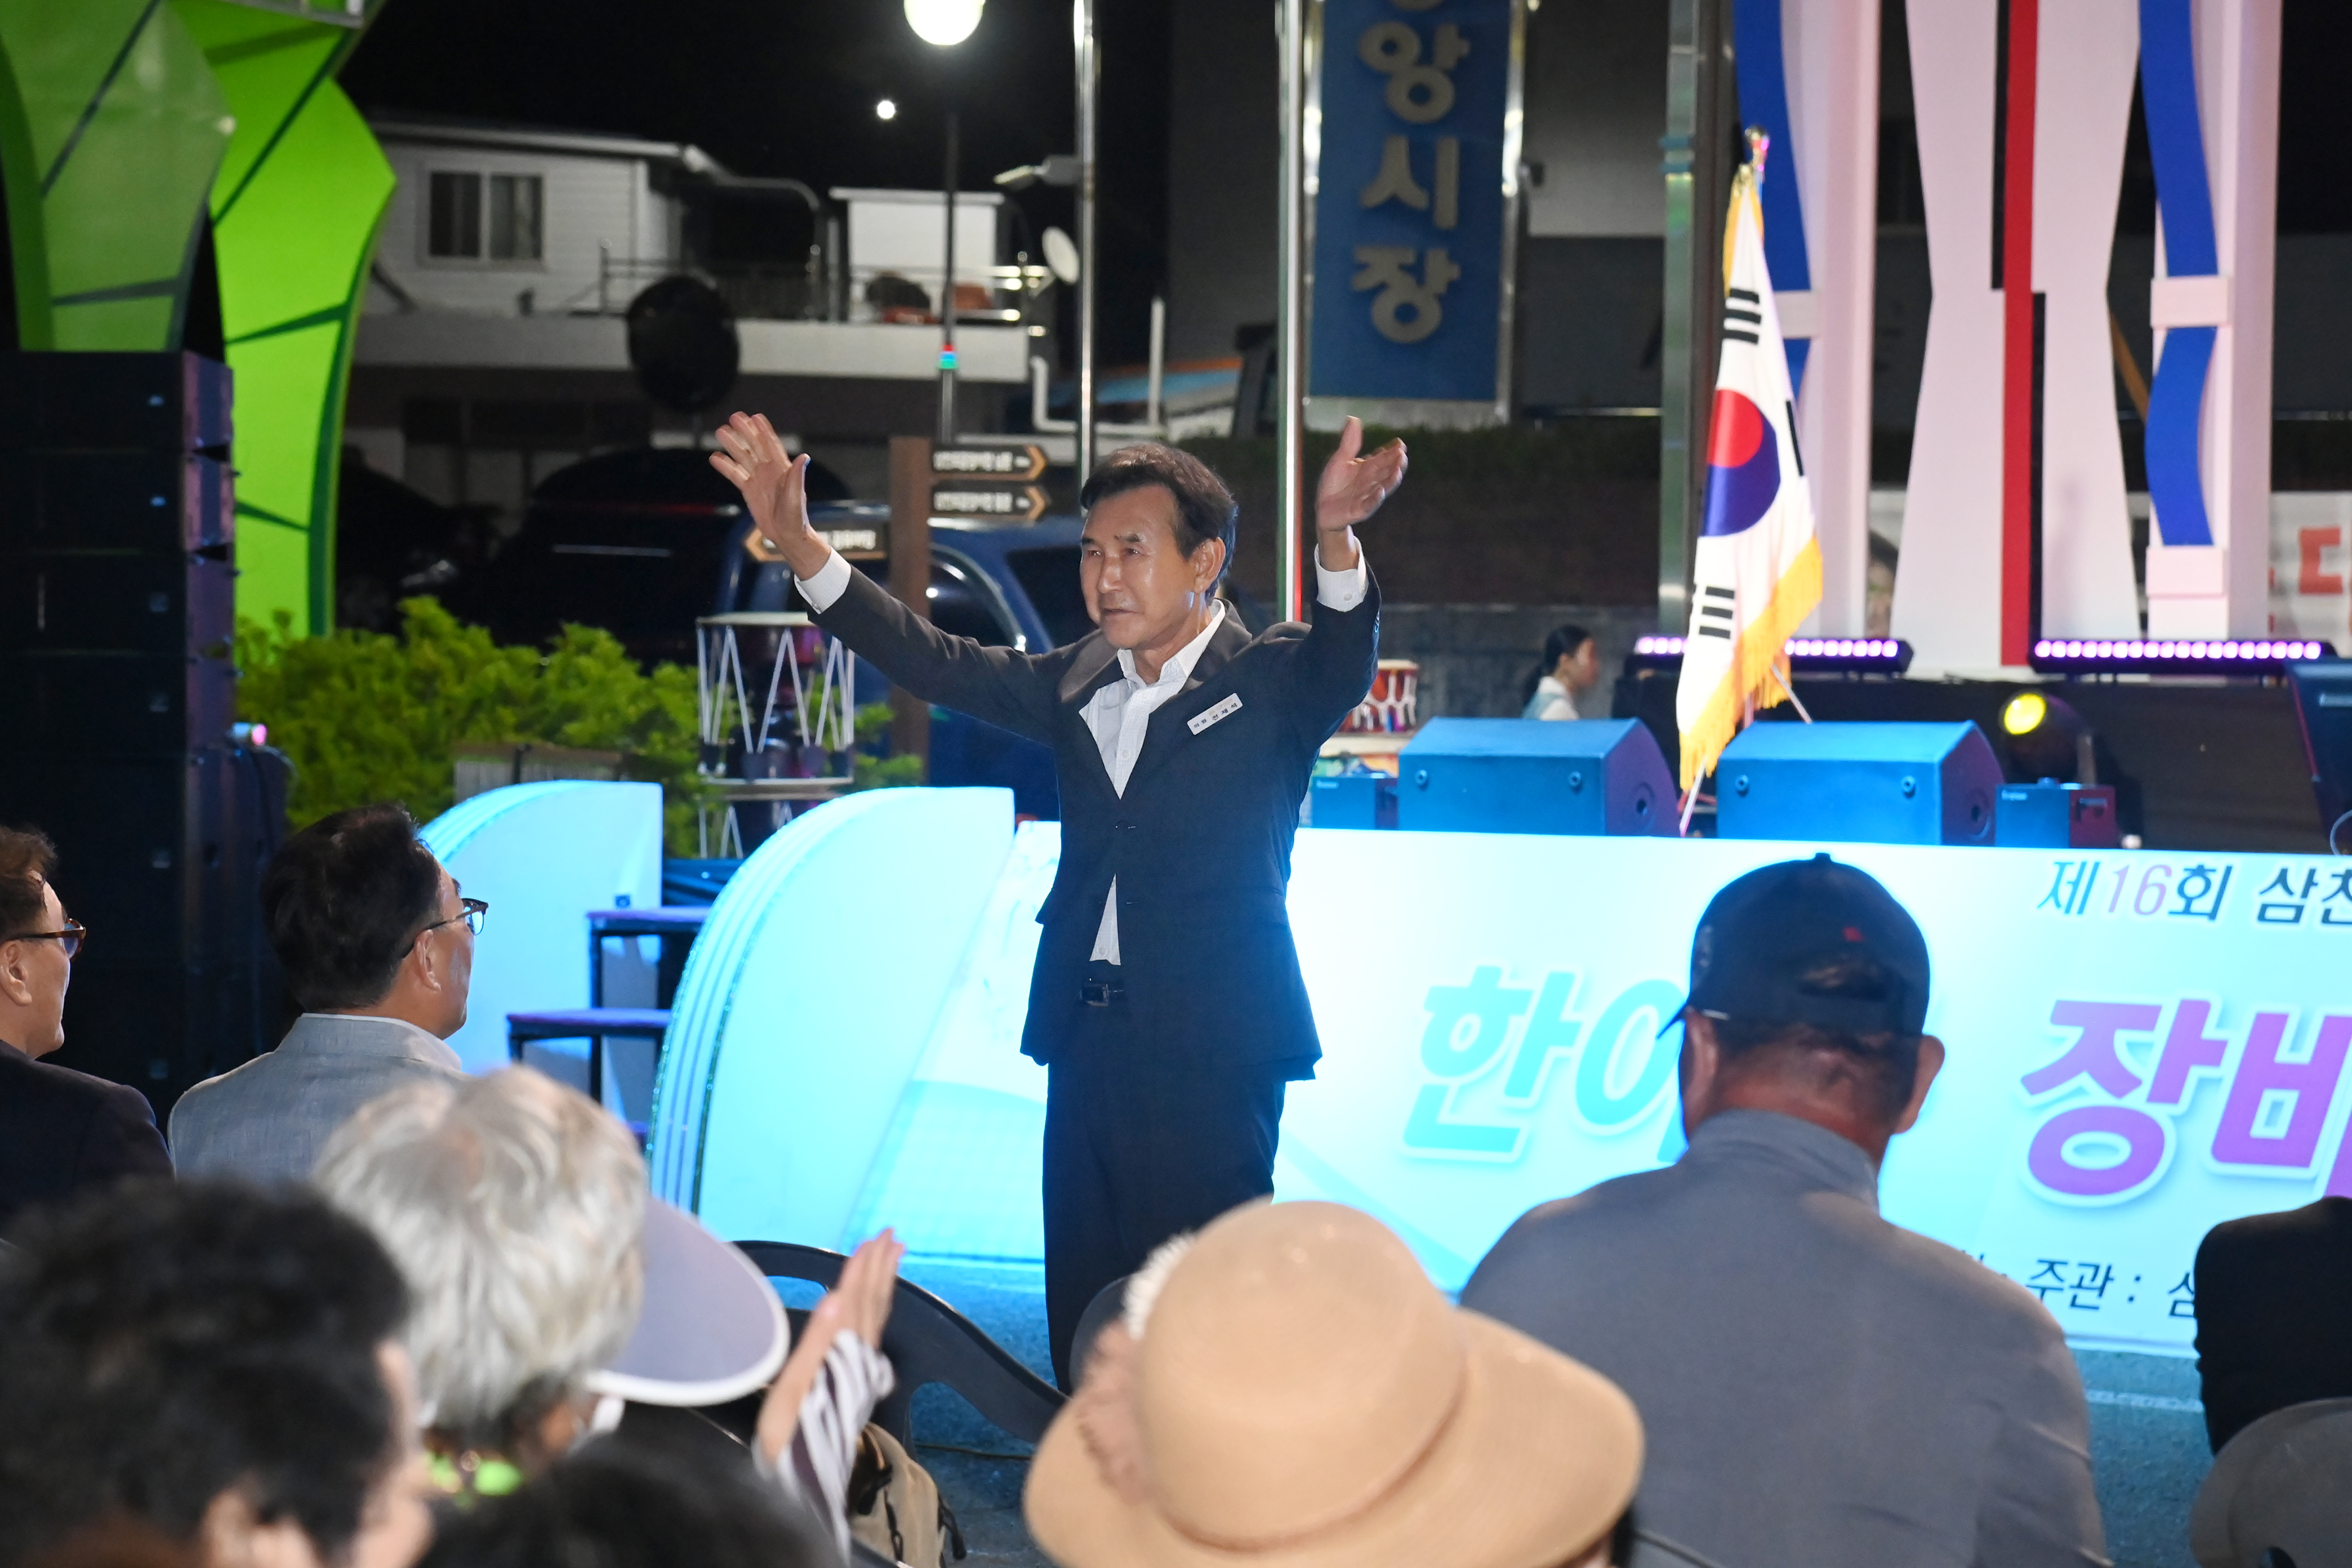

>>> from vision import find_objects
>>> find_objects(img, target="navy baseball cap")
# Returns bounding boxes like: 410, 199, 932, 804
1686, 853, 1931, 1037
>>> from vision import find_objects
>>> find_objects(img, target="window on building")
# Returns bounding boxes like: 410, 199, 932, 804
488, 174, 544, 261
426, 170, 544, 262
427, 171, 482, 257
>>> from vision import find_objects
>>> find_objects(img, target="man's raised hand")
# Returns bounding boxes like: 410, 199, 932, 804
1313, 416, 1406, 570
710, 412, 831, 580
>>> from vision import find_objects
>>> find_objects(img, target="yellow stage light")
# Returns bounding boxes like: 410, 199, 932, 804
2002, 692, 2048, 736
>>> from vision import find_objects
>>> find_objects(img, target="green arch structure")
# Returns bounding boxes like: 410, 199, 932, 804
0, 0, 393, 634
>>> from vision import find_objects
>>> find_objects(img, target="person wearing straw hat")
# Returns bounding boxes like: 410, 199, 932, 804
1462, 855, 2105, 1568
1024, 1200, 1643, 1568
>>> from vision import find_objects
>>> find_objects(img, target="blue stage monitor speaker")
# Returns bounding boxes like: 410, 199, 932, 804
1714, 721, 2002, 846
1397, 718, 1674, 836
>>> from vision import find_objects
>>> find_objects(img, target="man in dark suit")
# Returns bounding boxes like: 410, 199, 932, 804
712, 412, 1404, 1384
0, 827, 171, 1235
2194, 1197, 2352, 1451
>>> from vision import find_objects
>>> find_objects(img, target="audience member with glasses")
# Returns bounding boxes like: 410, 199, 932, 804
173, 803, 481, 1183
0, 825, 170, 1236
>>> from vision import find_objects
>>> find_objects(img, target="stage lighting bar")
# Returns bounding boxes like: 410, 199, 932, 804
1629, 636, 1914, 674
2029, 638, 2338, 675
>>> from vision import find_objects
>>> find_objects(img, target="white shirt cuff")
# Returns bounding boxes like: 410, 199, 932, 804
1315, 547, 1370, 612
795, 549, 853, 613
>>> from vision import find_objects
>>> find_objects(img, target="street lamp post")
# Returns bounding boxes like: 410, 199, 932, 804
1275, 0, 1307, 621
939, 106, 960, 447
1073, 0, 1099, 484
904, 0, 986, 449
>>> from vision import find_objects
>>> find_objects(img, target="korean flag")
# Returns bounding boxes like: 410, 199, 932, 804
1674, 138, 1822, 801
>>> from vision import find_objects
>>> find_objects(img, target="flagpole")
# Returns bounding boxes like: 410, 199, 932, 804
1275, 0, 1308, 623
1767, 661, 1812, 722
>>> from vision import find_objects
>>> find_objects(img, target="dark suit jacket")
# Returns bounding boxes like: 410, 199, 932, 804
0, 1039, 172, 1235
2195, 1196, 2352, 1452
816, 567, 1379, 1071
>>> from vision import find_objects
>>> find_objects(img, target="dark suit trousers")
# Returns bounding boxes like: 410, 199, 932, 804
1042, 988, 1288, 1389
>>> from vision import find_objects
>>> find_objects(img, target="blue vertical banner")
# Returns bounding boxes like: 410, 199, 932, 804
1309, 0, 1520, 413
1730, 0, 1812, 398
2137, 0, 2219, 549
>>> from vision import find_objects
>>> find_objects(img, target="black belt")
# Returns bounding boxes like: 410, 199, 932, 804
1081, 962, 1125, 1008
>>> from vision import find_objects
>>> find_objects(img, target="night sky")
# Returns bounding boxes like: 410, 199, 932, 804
341, 0, 1173, 362
342, 0, 2352, 367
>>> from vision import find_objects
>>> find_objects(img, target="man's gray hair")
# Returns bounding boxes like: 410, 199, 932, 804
313, 1066, 646, 1440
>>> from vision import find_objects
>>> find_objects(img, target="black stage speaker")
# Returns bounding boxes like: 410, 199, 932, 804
0, 351, 232, 452
0, 351, 277, 1115
2287, 661, 2352, 853
1995, 782, 2123, 848
1397, 718, 1674, 836
1713, 720, 2003, 846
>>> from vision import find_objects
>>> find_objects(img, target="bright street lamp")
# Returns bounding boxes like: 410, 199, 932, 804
904, 0, 982, 48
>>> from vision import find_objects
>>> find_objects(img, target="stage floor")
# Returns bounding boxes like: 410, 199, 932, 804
887, 1260, 2211, 1568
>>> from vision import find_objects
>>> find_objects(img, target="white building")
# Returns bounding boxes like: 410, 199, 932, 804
368, 120, 694, 320
348, 117, 1046, 511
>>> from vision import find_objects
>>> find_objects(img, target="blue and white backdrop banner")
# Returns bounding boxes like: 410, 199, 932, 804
1308, 0, 1518, 413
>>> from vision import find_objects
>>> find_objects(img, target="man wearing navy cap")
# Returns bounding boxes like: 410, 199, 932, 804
1463, 854, 2106, 1568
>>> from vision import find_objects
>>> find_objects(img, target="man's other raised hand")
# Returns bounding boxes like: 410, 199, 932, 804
710, 412, 831, 581
1313, 415, 1407, 571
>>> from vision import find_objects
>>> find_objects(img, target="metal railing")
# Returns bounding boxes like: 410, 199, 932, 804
839, 261, 1058, 328
560, 250, 1062, 330
570, 250, 832, 322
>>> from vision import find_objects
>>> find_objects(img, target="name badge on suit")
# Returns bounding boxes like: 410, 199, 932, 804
1188, 693, 1245, 736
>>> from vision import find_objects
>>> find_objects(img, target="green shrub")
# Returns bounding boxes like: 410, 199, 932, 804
849, 700, 925, 790
234, 599, 709, 852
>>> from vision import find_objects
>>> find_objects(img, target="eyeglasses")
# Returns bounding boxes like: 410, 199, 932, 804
420, 898, 489, 939
3, 922, 86, 960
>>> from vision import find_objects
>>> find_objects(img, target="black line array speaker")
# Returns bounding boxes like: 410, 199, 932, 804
0, 352, 284, 1116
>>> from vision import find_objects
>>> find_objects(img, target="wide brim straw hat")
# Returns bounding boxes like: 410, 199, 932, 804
2188, 1396, 2352, 1568
1026, 1201, 1642, 1568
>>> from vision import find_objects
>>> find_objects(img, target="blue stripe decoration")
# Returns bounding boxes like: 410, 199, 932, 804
2137, 0, 2217, 547
1732, 0, 1811, 396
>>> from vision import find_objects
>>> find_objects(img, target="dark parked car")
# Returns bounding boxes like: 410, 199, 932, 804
333, 455, 500, 634
471, 446, 853, 669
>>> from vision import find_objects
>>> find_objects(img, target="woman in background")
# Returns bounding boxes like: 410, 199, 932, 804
1523, 625, 1600, 720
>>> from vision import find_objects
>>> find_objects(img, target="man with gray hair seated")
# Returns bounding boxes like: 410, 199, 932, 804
173, 803, 475, 1181
313, 1066, 901, 1554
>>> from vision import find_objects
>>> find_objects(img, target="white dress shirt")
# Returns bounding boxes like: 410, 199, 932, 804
795, 543, 1371, 965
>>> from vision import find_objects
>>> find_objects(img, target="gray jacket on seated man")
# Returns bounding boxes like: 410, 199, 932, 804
172, 802, 478, 1183
1462, 855, 2106, 1568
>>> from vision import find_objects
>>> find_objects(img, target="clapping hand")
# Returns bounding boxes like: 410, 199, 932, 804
756, 1228, 906, 1465
1313, 416, 1407, 570
710, 412, 830, 580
